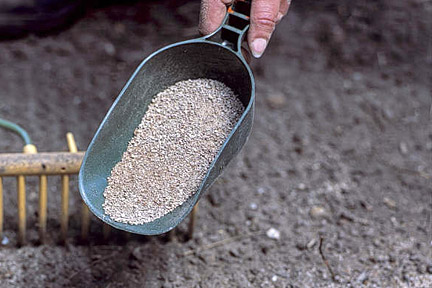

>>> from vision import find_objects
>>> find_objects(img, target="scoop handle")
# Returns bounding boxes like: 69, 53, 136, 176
204, 0, 251, 58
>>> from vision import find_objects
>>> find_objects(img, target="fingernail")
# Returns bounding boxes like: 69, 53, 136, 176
277, 12, 284, 23
251, 38, 267, 58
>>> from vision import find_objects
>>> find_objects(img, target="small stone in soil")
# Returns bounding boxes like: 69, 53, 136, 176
309, 205, 327, 219
266, 92, 286, 109
399, 142, 408, 154
266, 228, 280, 240
1, 236, 9, 245
298, 183, 306, 190
306, 238, 317, 249
383, 197, 397, 209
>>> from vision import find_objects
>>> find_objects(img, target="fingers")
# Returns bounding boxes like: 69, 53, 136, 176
200, 0, 291, 59
278, 0, 291, 22
199, 0, 233, 35
248, 0, 289, 58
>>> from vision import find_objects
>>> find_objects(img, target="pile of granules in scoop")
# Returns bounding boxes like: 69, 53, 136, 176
102, 79, 244, 224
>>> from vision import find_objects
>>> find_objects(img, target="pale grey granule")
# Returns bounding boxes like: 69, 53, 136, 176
103, 79, 244, 224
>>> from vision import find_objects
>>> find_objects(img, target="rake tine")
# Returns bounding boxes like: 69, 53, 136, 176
38, 175, 47, 244
66, 133, 78, 154
17, 144, 38, 246
60, 174, 69, 244
60, 133, 79, 244
187, 202, 199, 240
65, 133, 91, 243
17, 175, 26, 246
81, 204, 90, 242
168, 228, 176, 241
0, 177, 3, 240
103, 223, 111, 241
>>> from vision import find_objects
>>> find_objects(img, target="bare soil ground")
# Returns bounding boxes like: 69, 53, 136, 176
0, 0, 431, 287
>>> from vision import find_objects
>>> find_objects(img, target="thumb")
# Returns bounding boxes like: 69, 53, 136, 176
247, 0, 280, 58
199, 0, 233, 35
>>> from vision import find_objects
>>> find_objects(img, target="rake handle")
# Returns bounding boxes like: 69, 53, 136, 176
0, 152, 84, 176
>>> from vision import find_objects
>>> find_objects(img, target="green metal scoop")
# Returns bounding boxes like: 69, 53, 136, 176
79, 0, 255, 235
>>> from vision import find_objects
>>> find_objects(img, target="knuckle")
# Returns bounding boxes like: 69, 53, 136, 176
252, 13, 277, 30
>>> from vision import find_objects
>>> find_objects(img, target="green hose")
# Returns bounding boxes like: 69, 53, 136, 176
0, 118, 32, 145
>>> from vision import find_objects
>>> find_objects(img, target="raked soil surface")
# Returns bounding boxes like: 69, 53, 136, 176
0, 0, 430, 287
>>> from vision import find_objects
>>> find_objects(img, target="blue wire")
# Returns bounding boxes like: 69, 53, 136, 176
0, 118, 32, 145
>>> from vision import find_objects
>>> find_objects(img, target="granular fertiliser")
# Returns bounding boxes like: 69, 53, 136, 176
103, 79, 244, 224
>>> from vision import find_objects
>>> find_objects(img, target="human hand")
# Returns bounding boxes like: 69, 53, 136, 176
199, 0, 291, 58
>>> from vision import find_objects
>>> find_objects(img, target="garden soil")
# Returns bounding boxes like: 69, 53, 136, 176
0, 0, 430, 287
